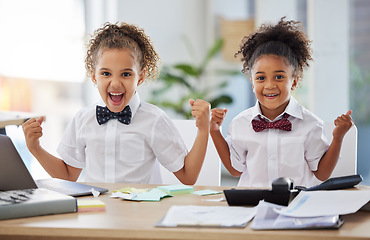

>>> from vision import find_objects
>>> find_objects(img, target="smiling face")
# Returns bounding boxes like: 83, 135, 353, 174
251, 54, 298, 121
91, 48, 145, 113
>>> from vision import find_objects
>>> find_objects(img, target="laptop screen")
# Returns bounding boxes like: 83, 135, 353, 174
0, 134, 109, 196
0, 135, 38, 191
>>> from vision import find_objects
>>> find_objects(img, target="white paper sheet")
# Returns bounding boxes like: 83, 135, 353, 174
251, 201, 343, 230
275, 190, 370, 217
157, 205, 257, 228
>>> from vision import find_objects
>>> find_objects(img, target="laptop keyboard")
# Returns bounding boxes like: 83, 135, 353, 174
0, 189, 35, 205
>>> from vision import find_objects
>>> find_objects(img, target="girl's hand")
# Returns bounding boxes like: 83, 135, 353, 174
333, 110, 353, 141
211, 108, 227, 132
22, 116, 45, 152
189, 99, 210, 130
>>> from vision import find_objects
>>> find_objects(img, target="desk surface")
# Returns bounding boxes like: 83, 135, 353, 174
0, 183, 369, 240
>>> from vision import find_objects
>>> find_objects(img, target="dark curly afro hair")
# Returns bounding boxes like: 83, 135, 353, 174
85, 22, 160, 81
235, 17, 312, 82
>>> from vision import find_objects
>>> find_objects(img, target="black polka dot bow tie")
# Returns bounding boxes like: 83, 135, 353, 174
96, 105, 132, 125
251, 113, 292, 132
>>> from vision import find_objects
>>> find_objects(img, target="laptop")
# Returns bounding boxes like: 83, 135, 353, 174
0, 134, 108, 197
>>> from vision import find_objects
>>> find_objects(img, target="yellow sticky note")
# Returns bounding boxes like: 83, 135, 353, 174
115, 187, 149, 194
77, 199, 106, 212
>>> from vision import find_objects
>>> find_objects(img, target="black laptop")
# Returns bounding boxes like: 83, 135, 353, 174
0, 134, 108, 197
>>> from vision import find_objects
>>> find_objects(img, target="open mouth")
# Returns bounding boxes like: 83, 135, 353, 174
109, 92, 124, 103
264, 93, 278, 98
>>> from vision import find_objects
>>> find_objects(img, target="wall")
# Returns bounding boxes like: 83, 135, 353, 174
2, 0, 367, 185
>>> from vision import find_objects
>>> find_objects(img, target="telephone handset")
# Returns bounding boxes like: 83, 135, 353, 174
295, 174, 363, 191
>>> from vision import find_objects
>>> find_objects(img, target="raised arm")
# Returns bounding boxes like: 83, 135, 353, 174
22, 117, 81, 181
210, 108, 242, 177
313, 110, 354, 181
173, 99, 210, 185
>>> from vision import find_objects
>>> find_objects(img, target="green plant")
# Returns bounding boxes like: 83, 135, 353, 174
149, 38, 241, 119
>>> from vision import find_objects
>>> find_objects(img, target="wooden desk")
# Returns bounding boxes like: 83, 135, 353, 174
0, 183, 369, 240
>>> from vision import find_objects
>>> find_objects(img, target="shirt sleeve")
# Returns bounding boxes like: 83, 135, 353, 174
305, 121, 330, 171
226, 120, 248, 173
57, 112, 86, 169
150, 115, 188, 173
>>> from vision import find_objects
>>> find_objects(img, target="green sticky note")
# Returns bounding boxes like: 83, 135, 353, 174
133, 188, 172, 202
157, 185, 194, 195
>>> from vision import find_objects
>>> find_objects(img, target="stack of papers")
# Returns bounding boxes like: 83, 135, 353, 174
251, 201, 343, 230
251, 189, 370, 230
154, 189, 370, 229
77, 199, 106, 212
274, 190, 370, 217
156, 205, 257, 228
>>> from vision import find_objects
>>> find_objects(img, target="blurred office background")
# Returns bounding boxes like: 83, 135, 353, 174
0, 0, 369, 186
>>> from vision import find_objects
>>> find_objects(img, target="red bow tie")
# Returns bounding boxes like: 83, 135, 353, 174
252, 114, 292, 132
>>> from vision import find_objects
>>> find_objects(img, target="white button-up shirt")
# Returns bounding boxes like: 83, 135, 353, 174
57, 93, 187, 183
227, 97, 329, 188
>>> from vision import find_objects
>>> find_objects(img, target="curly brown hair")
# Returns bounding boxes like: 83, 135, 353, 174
236, 17, 312, 81
85, 22, 161, 81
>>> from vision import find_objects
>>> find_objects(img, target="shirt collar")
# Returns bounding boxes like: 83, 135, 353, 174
251, 96, 303, 122
284, 96, 303, 120
129, 92, 140, 119
251, 101, 263, 120
96, 92, 141, 119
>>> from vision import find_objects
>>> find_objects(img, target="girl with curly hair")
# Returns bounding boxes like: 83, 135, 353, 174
23, 22, 210, 185
210, 17, 353, 187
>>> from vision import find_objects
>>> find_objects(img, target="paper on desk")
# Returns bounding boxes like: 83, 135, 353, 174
201, 197, 225, 202
275, 190, 370, 217
110, 191, 137, 200
156, 205, 257, 228
111, 188, 171, 201
116, 187, 149, 194
192, 190, 222, 196
251, 201, 343, 230
133, 188, 172, 201
90, 188, 100, 197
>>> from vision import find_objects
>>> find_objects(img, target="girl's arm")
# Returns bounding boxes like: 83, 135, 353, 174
173, 99, 210, 185
22, 117, 81, 181
210, 108, 242, 177
313, 110, 353, 181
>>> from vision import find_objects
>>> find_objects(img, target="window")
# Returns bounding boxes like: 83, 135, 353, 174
0, 0, 85, 82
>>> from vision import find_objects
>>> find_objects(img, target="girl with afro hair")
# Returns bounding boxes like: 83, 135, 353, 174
210, 17, 353, 187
